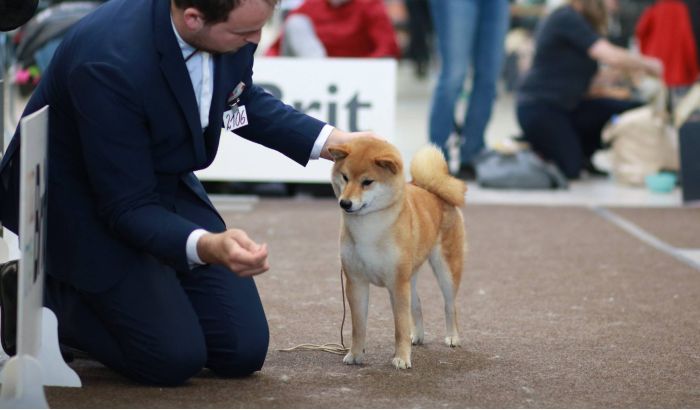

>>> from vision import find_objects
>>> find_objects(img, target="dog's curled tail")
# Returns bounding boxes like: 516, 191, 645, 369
410, 145, 466, 207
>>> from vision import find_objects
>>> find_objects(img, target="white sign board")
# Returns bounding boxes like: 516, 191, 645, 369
1, 106, 80, 410
16, 107, 49, 358
196, 57, 396, 183
0, 106, 50, 408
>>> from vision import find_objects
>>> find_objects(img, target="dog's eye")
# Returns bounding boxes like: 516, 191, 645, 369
342, 174, 348, 182
362, 179, 374, 187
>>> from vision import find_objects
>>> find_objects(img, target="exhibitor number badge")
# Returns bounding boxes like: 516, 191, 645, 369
223, 105, 248, 132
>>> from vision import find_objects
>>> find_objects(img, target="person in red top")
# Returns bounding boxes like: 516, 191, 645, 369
636, 0, 699, 86
266, 0, 400, 58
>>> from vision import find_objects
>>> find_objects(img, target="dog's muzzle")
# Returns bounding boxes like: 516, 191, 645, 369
339, 199, 366, 213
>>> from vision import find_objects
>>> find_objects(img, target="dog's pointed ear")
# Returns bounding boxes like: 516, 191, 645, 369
328, 145, 350, 161
374, 156, 400, 175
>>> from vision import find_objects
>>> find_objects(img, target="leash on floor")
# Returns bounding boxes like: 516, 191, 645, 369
278, 268, 349, 355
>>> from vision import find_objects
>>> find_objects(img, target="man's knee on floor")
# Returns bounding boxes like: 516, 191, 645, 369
126, 338, 207, 386
208, 326, 270, 378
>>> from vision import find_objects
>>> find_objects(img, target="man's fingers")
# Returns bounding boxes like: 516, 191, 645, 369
228, 229, 259, 251
358, 131, 384, 141
235, 263, 271, 277
230, 259, 270, 276
224, 239, 268, 269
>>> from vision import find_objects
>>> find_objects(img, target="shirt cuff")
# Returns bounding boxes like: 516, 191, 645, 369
309, 124, 334, 160
186, 228, 209, 268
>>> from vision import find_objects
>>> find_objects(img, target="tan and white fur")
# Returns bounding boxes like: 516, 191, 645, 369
329, 138, 467, 369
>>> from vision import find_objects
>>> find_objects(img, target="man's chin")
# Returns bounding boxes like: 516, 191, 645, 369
216, 46, 244, 55
195, 45, 241, 55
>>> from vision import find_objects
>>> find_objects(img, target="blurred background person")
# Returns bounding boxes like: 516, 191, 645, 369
516, 0, 663, 179
684, 0, 700, 68
604, 0, 625, 46
428, 0, 510, 179
403, 0, 433, 78
265, 0, 400, 58
635, 0, 699, 104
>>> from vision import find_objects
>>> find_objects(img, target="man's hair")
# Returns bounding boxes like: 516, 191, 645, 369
173, 0, 278, 24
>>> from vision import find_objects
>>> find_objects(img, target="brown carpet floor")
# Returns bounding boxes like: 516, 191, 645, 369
608, 207, 700, 249
43, 200, 700, 408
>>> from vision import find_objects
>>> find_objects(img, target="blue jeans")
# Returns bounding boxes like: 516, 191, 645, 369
428, 0, 510, 165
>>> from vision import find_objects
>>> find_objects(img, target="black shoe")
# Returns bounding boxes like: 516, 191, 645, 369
454, 164, 476, 181
58, 343, 98, 363
583, 159, 609, 178
0, 260, 18, 356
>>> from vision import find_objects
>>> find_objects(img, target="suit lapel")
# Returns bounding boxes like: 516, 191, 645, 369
153, 0, 206, 165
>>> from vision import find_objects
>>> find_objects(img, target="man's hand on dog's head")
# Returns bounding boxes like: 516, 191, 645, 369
321, 129, 384, 161
197, 229, 270, 277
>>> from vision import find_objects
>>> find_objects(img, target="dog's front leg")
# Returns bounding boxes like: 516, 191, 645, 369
343, 274, 369, 365
389, 275, 412, 369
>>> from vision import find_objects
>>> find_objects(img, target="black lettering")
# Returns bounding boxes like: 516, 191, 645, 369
327, 85, 338, 127
345, 93, 372, 132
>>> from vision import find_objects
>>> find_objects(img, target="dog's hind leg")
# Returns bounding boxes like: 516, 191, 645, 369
343, 274, 370, 365
428, 240, 462, 348
410, 274, 424, 345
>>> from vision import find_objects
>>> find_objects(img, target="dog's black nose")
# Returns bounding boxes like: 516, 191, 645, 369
339, 199, 352, 210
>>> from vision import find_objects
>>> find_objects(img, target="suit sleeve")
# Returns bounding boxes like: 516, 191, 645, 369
68, 62, 199, 272
232, 50, 326, 166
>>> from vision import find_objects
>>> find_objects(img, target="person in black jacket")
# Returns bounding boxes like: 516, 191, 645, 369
516, 0, 662, 179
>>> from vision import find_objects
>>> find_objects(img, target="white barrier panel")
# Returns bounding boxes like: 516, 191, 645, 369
0, 237, 7, 264
0, 106, 81, 409
0, 233, 20, 264
196, 57, 397, 183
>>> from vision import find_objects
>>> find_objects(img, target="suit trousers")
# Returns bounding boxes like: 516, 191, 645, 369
44, 253, 270, 386
38, 172, 269, 385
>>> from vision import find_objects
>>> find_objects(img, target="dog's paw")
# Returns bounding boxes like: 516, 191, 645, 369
343, 352, 364, 365
411, 332, 424, 345
445, 335, 461, 347
391, 357, 412, 369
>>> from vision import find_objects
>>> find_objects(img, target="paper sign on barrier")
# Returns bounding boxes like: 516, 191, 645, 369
0, 106, 81, 409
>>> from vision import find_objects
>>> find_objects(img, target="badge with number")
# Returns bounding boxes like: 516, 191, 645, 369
223, 105, 248, 132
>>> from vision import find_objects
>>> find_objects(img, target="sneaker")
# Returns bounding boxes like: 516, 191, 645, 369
454, 164, 476, 181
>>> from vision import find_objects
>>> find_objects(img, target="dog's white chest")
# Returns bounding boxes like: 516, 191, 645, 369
341, 219, 398, 287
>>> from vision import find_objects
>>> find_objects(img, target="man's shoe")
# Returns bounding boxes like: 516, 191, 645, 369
454, 164, 477, 181
0, 260, 18, 356
584, 159, 609, 178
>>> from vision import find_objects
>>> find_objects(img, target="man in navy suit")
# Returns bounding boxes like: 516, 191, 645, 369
0, 0, 376, 385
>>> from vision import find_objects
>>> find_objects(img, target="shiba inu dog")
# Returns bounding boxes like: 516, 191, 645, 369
328, 138, 467, 369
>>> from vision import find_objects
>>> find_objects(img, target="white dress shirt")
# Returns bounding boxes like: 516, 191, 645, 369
170, 18, 333, 267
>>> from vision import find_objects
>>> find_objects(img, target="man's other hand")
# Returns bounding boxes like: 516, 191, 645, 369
197, 229, 270, 277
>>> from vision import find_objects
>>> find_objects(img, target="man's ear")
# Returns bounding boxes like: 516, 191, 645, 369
374, 156, 399, 174
183, 7, 205, 31
328, 145, 350, 161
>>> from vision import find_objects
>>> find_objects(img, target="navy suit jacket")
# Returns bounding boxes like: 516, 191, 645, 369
0, 0, 325, 292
